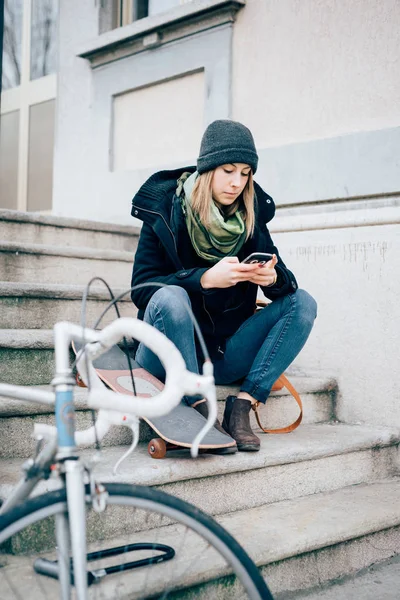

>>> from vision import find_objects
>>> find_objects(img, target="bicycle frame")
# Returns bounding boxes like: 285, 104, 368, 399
0, 317, 219, 599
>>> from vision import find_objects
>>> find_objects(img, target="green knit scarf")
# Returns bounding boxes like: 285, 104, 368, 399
177, 171, 247, 264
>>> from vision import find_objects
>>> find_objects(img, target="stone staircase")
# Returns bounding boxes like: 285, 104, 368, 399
1, 208, 400, 598
0, 210, 137, 387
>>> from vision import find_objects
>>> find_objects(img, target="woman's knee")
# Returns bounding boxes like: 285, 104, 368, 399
149, 286, 191, 322
293, 289, 317, 322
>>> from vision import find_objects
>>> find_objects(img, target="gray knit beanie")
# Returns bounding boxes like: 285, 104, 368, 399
197, 119, 258, 174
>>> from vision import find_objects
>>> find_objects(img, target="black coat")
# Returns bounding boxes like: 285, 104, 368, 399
130, 167, 298, 359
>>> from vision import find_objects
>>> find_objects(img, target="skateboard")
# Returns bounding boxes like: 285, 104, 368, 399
72, 341, 236, 459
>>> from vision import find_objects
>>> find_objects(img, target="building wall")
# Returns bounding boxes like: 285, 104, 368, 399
272, 221, 399, 427
113, 71, 205, 171
52, 0, 99, 220
232, 0, 400, 427
233, 0, 400, 146
53, 2, 232, 225
53, 0, 400, 427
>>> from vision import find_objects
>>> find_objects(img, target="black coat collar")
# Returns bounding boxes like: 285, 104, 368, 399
131, 166, 196, 221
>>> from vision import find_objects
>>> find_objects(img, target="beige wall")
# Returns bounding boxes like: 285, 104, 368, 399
0, 111, 19, 210
113, 71, 204, 171
232, 0, 400, 428
271, 220, 400, 427
27, 100, 55, 212
232, 0, 400, 147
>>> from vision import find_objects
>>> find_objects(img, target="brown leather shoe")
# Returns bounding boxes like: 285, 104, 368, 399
193, 401, 227, 435
222, 396, 260, 451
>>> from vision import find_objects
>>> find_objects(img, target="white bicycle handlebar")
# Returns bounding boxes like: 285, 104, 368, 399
35, 318, 217, 459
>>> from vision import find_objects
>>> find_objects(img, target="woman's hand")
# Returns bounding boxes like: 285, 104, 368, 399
200, 256, 260, 289
247, 255, 278, 287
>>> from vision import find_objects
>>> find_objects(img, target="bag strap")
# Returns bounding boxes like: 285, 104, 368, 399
251, 374, 303, 434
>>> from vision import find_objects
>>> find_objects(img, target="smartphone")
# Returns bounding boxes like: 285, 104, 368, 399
242, 252, 274, 265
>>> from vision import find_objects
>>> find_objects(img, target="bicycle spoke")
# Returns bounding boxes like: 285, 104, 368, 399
140, 517, 162, 596
0, 484, 271, 599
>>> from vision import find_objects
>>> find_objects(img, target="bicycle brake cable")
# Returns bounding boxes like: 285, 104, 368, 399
79, 277, 135, 452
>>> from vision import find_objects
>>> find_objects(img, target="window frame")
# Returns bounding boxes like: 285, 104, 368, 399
0, 0, 57, 212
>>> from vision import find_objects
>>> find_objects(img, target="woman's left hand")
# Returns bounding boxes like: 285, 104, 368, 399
247, 254, 278, 287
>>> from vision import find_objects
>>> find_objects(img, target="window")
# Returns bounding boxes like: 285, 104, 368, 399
114, 0, 194, 27
1, 0, 23, 90
0, 0, 58, 212
30, 0, 58, 81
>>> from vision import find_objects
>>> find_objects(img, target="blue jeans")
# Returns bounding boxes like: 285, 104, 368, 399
135, 286, 317, 405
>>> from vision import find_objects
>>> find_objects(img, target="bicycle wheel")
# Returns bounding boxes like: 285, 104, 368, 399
0, 483, 272, 600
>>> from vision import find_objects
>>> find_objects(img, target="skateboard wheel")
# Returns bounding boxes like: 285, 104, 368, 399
148, 438, 167, 459
75, 373, 87, 388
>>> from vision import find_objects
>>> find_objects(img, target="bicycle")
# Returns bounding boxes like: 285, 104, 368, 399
0, 316, 273, 599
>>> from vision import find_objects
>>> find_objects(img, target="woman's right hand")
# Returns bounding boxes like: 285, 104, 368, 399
200, 257, 259, 289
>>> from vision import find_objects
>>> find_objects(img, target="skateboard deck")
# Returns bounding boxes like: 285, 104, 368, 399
72, 341, 236, 458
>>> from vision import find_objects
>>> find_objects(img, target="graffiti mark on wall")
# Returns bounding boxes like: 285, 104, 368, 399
293, 241, 389, 267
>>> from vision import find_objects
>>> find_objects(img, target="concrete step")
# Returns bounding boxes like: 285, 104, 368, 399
0, 376, 336, 458
1, 423, 398, 513
1, 478, 400, 598
0, 242, 132, 286
279, 554, 400, 600
0, 282, 136, 329
0, 330, 55, 386
0, 325, 338, 391
0, 209, 139, 252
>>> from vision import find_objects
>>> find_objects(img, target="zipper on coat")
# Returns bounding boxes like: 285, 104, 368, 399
132, 204, 181, 261
202, 296, 215, 334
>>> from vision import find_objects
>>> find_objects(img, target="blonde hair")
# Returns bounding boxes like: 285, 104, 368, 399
191, 170, 255, 239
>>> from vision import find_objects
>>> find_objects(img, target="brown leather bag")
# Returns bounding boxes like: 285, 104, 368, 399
252, 301, 303, 434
